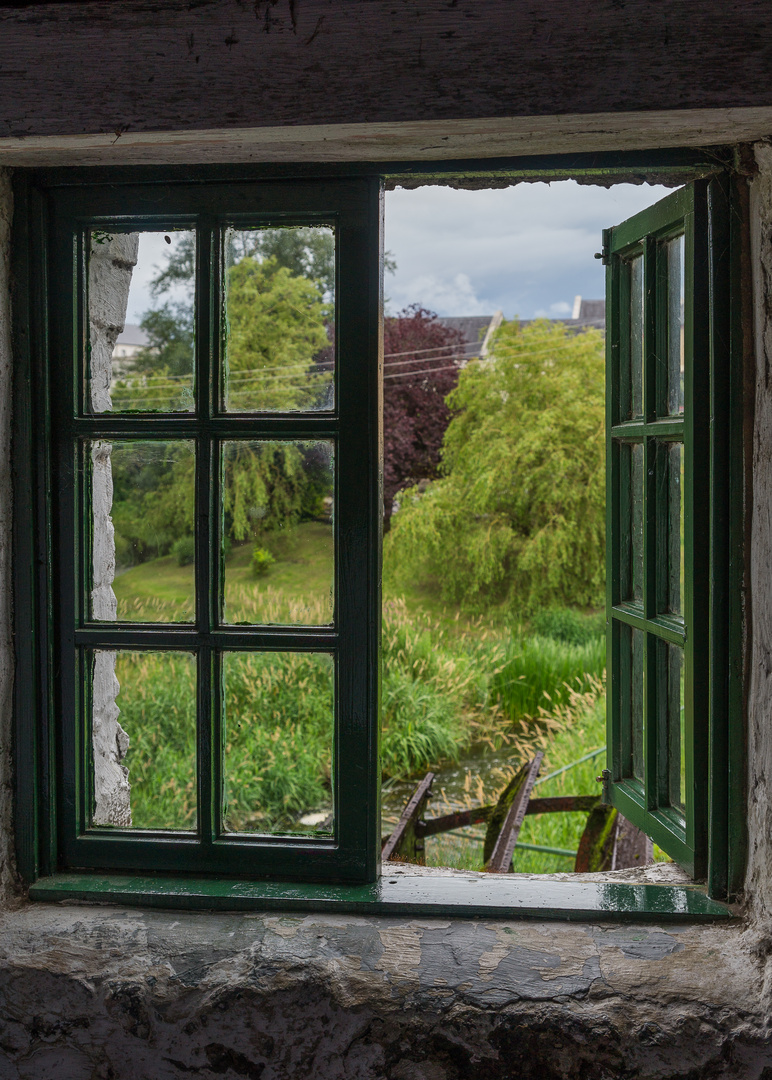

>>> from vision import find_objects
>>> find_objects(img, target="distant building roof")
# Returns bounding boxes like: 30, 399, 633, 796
518, 298, 605, 335
115, 324, 150, 347
572, 297, 605, 324
437, 312, 503, 358
437, 316, 494, 346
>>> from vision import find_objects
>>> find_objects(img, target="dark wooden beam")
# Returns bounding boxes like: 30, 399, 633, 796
0, 1, 771, 142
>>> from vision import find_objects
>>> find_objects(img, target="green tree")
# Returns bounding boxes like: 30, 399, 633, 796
224, 256, 330, 412
384, 318, 606, 613
111, 241, 333, 558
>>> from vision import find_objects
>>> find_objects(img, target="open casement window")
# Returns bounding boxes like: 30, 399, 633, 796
39, 178, 382, 884
605, 178, 739, 890
16, 157, 742, 917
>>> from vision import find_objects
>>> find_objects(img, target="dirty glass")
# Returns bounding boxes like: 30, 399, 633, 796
222, 651, 335, 836
90, 649, 197, 831
666, 643, 686, 816
87, 228, 195, 414
628, 254, 644, 419
89, 440, 196, 623
667, 234, 685, 416
222, 226, 335, 413
221, 440, 334, 626
620, 441, 645, 604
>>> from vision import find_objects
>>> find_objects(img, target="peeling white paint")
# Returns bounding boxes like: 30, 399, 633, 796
87, 232, 138, 828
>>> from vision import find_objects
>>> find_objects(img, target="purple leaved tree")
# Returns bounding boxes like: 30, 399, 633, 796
383, 305, 467, 528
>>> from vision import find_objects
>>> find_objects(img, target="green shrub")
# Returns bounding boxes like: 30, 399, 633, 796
251, 546, 276, 578
530, 607, 605, 646
172, 535, 196, 566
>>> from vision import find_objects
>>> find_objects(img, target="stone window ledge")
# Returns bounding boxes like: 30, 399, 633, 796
0, 895, 765, 1078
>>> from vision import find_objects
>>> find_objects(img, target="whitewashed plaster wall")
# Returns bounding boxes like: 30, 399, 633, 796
87, 231, 138, 828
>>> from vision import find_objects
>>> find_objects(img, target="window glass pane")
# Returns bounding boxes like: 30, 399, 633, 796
666, 643, 686, 816
618, 623, 645, 783
666, 442, 684, 616
90, 440, 196, 623
619, 442, 644, 604
667, 234, 685, 416
628, 254, 644, 419
90, 650, 197, 831
87, 229, 195, 414
631, 627, 645, 783
222, 652, 334, 835
222, 441, 334, 625
223, 226, 335, 413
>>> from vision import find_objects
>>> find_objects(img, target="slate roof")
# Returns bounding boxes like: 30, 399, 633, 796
437, 315, 496, 349
115, 324, 151, 347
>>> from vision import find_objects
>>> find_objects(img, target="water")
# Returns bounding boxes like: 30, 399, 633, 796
381, 741, 528, 828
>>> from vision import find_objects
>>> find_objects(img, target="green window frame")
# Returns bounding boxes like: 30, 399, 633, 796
16, 175, 383, 885
13, 156, 743, 915
604, 177, 744, 897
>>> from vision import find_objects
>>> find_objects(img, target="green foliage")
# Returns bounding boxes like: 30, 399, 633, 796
118, 652, 198, 830
251, 546, 275, 578
110, 243, 333, 562
530, 606, 605, 646
385, 318, 606, 613
114, 536, 609, 843
109, 441, 195, 567
222, 652, 335, 831
225, 256, 331, 412
228, 226, 335, 298
488, 632, 605, 723
172, 535, 196, 567
137, 302, 195, 378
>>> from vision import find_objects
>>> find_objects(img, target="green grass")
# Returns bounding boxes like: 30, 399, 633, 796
223, 523, 333, 624
116, 649, 336, 834
110, 534, 610, 868
489, 632, 606, 720
112, 521, 333, 624
113, 556, 195, 621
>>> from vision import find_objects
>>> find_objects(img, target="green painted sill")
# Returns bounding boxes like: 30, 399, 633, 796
29, 872, 736, 922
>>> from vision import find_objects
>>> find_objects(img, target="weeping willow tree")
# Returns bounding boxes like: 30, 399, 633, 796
384, 318, 606, 613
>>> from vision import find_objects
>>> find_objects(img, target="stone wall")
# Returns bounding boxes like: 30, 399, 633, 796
0, 169, 14, 905
0, 902, 769, 1079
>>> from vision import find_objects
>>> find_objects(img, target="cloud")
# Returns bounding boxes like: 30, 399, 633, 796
534, 301, 572, 317
387, 271, 493, 317
385, 180, 675, 320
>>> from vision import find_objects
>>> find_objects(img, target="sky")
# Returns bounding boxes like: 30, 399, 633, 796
124, 179, 675, 326
383, 180, 674, 320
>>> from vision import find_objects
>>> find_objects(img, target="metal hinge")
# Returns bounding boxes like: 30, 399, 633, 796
594, 228, 611, 266
596, 768, 612, 804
